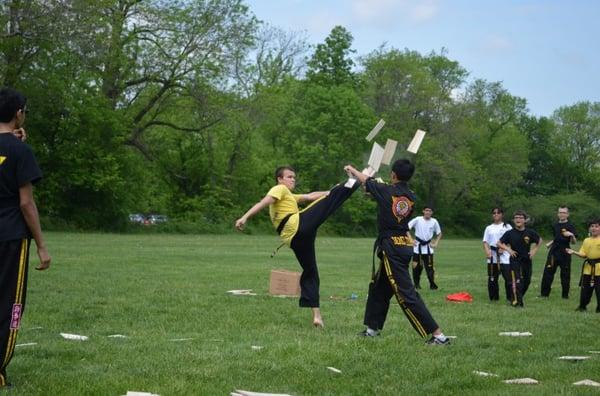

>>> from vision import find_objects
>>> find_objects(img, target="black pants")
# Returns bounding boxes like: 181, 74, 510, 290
540, 251, 571, 298
412, 253, 437, 289
363, 239, 439, 337
488, 262, 511, 301
290, 182, 358, 308
508, 257, 532, 306
578, 262, 600, 311
0, 239, 30, 387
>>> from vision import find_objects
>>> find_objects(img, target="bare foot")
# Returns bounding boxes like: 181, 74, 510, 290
313, 318, 324, 328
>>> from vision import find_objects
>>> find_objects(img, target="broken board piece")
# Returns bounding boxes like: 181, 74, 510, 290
406, 129, 426, 154
503, 378, 539, 385
367, 142, 385, 172
60, 333, 88, 341
558, 356, 590, 361
365, 119, 385, 141
573, 379, 600, 387
381, 139, 398, 165
473, 370, 498, 377
234, 391, 293, 396
499, 332, 532, 337
327, 367, 342, 373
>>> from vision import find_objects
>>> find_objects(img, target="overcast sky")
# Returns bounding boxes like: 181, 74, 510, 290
245, 0, 599, 117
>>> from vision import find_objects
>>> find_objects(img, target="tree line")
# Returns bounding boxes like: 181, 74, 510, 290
1, 0, 598, 236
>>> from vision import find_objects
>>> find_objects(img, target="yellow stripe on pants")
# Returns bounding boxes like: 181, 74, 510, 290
1, 239, 28, 370
383, 253, 428, 337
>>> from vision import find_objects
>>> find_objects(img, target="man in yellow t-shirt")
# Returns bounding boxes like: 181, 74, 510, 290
235, 166, 363, 327
567, 218, 600, 312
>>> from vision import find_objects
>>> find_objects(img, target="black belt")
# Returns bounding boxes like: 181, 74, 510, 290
276, 213, 293, 235
416, 236, 432, 256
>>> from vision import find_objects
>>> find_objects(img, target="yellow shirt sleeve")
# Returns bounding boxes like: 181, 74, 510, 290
293, 194, 304, 202
267, 184, 286, 200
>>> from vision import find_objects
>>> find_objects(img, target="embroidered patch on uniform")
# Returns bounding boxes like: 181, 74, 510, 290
392, 196, 413, 222
0, 156, 6, 165
524, 236, 530, 244
10, 304, 22, 330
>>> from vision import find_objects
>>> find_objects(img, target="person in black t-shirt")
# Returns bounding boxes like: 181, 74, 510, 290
497, 210, 542, 307
540, 206, 577, 299
0, 87, 51, 389
345, 160, 449, 345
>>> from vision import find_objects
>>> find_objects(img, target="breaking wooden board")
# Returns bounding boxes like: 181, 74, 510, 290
407, 129, 426, 154
367, 142, 385, 172
365, 119, 385, 141
381, 139, 398, 165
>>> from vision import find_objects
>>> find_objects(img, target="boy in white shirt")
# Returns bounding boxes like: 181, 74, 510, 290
482, 207, 512, 301
408, 207, 442, 290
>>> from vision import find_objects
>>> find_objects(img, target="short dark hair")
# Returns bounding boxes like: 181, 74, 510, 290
558, 205, 569, 211
492, 207, 504, 214
275, 166, 295, 183
391, 159, 415, 181
588, 218, 600, 227
513, 210, 527, 218
423, 206, 434, 211
0, 87, 27, 123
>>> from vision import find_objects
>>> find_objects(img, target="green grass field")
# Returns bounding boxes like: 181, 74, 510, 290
6, 232, 600, 395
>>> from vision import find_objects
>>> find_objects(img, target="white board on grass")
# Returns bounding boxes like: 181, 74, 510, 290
503, 378, 539, 384
234, 391, 292, 396
327, 367, 342, 373
381, 139, 398, 165
573, 379, 600, 387
60, 333, 88, 341
499, 332, 532, 337
473, 370, 498, 377
558, 356, 590, 361
407, 129, 426, 154
365, 119, 385, 141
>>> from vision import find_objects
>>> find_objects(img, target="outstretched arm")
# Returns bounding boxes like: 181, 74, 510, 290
235, 195, 276, 231
297, 191, 329, 204
344, 165, 369, 184
566, 248, 585, 258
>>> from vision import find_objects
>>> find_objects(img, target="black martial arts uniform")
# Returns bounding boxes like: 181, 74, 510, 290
499, 227, 540, 307
540, 221, 577, 298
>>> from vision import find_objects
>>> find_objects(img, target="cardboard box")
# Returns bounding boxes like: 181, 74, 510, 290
269, 269, 301, 296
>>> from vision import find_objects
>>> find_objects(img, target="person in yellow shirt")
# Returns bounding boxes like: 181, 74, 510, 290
235, 166, 363, 327
567, 219, 600, 313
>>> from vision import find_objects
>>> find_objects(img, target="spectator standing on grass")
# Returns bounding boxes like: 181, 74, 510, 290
482, 207, 512, 301
0, 88, 51, 389
567, 218, 600, 313
408, 207, 442, 290
539, 206, 577, 299
497, 210, 542, 307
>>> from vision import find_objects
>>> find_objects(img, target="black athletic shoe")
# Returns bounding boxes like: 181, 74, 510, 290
357, 329, 380, 337
430, 284, 439, 290
426, 336, 450, 346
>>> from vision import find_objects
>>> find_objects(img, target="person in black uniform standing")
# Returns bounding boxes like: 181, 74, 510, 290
497, 210, 542, 307
0, 88, 51, 389
539, 206, 577, 299
345, 160, 449, 345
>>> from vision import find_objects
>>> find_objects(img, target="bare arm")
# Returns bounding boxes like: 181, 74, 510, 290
344, 165, 370, 184
431, 232, 442, 248
19, 183, 51, 270
566, 248, 585, 258
483, 241, 492, 258
297, 191, 329, 204
235, 195, 276, 231
497, 241, 516, 257
529, 237, 543, 258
